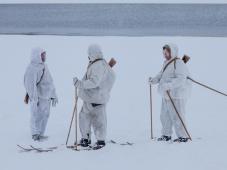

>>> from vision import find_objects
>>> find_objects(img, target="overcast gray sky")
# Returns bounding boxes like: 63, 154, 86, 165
0, 0, 227, 4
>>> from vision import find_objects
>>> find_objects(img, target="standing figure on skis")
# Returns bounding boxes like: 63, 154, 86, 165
73, 44, 116, 149
24, 47, 58, 141
149, 43, 192, 142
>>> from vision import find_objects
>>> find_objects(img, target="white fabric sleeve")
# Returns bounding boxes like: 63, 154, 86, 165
24, 68, 42, 102
152, 71, 162, 84
79, 62, 106, 89
51, 87, 58, 99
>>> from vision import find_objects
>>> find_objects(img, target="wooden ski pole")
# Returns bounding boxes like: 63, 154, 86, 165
166, 91, 192, 141
65, 87, 78, 148
188, 77, 227, 97
74, 87, 79, 150
66, 103, 75, 147
149, 84, 154, 140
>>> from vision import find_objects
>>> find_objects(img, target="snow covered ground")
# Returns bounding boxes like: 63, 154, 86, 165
0, 35, 227, 170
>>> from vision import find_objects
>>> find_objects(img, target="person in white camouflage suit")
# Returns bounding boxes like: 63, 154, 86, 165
24, 47, 58, 141
73, 44, 116, 149
149, 43, 191, 142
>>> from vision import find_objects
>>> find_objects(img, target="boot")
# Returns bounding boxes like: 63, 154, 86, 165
79, 138, 91, 147
174, 137, 189, 143
157, 135, 172, 141
93, 140, 106, 150
32, 134, 40, 141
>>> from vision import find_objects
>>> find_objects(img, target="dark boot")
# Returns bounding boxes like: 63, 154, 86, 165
32, 134, 40, 141
157, 135, 172, 141
79, 138, 91, 147
174, 137, 189, 143
93, 140, 106, 150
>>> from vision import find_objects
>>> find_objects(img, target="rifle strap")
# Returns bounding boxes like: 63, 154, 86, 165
36, 67, 45, 86
86, 58, 104, 79
162, 57, 180, 73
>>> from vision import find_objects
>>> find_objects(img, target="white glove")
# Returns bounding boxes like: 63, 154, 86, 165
51, 98, 58, 107
148, 77, 154, 85
73, 77, 81, 88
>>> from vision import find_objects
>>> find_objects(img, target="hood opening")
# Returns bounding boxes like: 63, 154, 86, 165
163, 43, 178, 59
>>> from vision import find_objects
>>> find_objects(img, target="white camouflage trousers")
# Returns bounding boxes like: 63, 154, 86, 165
79, 102, 107, 141
161, 98, 188, 138
30, 99, 51, 136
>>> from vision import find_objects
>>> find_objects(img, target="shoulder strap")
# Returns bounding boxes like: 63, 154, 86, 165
162, 57, 180, 73
174, 57, 181, 69
36, 68, 45, 86
87, 58, 104, 69
86, 58, 104, 79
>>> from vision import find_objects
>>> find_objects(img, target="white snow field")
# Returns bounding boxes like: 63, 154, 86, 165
0, 35, 227, 170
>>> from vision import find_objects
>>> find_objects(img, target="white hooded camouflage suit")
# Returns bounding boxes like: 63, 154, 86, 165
24, 47, 57, 136
77, 44, 116, 141
152, 43, 192, 138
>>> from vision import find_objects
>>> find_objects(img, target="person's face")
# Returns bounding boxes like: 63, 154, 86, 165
41, 52, 46, 62
163, 49, 171, 60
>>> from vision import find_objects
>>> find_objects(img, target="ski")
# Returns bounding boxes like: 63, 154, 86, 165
67, 140, 134, 151
67, 144, 93, 151
18, 140, 135, 153
67, 143, 106, 151
109, 140, 134, 146
92, 145, 105, 150
153, 137, 202, 143
30, 145, 53, 152
17, 145, 34, 152
17, 144, 58, 153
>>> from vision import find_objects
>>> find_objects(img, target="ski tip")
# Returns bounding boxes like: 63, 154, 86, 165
110, 140, 117, 144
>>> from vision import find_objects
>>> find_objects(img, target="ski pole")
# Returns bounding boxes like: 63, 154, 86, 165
149, 84, 154, 140
74, 87, 79, 150
65, 87, 78, 147
65, 102, 75, 147
166, 91, 192, 141
188, 77, 227, 97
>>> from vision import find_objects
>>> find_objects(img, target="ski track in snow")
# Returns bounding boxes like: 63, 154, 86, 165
0, 35, 227, 170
